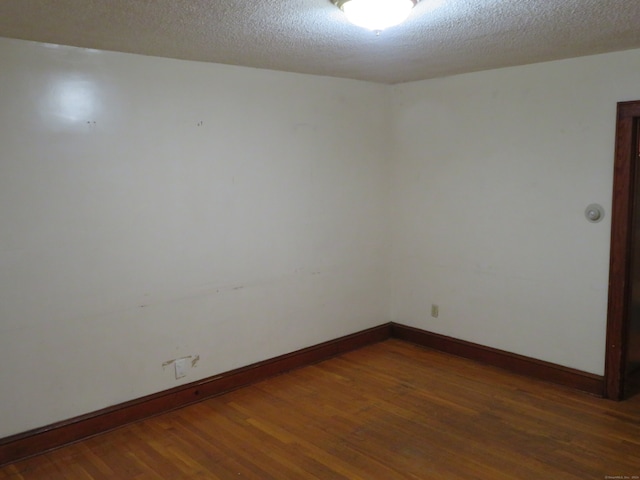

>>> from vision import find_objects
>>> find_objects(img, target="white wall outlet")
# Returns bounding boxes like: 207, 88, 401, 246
431, 304, 439, 318
174, 358, 188, 379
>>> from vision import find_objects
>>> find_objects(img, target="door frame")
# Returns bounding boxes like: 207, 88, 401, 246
605, 100, 640, 400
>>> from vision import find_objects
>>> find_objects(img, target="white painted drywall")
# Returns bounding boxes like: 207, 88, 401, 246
0, 38, 391, 438
390, 49, 640, 375
3, 35, 640, 440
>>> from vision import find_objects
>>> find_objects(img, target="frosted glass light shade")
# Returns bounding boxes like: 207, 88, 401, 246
337, 0, 417, 31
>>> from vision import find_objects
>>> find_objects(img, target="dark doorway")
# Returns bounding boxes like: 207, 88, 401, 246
606, 100, 640, 400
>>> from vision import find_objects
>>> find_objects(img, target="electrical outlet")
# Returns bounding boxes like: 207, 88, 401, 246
175, 358, 188, 379
431, 304, 439, 318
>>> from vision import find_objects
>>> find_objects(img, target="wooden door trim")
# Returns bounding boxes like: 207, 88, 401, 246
605, 100, 640, 399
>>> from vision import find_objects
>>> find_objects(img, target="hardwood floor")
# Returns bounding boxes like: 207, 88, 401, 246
1, 339, 639, 479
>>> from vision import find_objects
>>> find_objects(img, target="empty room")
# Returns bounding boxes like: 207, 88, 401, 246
1, 0, 640, 478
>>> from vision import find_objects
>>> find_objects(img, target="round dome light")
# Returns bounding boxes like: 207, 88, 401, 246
334, 0, 418, 32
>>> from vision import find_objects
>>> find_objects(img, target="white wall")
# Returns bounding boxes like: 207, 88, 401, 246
390, 49, 640, 375
0, 38, 391, 438
3, 34, 640, 439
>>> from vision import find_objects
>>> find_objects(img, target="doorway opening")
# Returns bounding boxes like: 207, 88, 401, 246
605, 100, 640, 400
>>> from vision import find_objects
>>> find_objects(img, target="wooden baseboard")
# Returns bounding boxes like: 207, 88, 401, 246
391, 323, 604, 396
0, 323, 392, 467
0, 321, 606, 467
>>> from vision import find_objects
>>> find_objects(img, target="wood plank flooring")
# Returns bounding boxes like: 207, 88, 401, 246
1, 339, 639, 479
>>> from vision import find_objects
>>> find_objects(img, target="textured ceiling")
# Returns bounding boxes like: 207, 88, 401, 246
1, 0, 640, 84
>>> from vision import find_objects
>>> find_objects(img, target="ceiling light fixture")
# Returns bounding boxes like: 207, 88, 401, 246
333, 0, 419, 32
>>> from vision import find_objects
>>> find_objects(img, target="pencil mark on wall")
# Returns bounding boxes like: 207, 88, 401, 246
191, 355, 200, 368
162, 354, 200, 369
